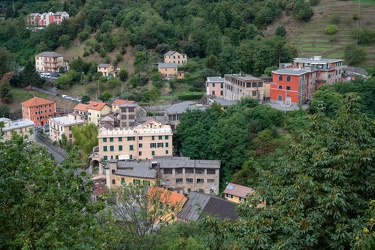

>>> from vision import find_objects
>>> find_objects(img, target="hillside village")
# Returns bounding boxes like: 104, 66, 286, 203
0, 0, 375, 249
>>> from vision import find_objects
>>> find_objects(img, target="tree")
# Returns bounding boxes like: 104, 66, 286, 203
0, 47, 15, 77
81, 94, 91, 104
72, 123, 99, 155
0, 134, 102, 249
119, 69, 129, 82
344, 44, 366, 66
325, 24, 338, 35
99, 91, 112, 101
0, 104, 10, 118
59, 34, 71, 48
308, 84, 343, 118
0, 72, 13, 103
293, 1, 314, 21
18, 61, 45, 88
106, 184, 185, 250
275, 26, 287, 37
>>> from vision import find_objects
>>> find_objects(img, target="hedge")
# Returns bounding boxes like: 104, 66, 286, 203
177, 93, 204, 100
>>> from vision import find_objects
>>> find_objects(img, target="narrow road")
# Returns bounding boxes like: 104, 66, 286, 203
35, 134, 65, 164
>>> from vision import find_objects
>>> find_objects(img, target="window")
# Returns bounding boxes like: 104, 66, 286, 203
152, 136, 155, 140
185, 168, 194, 174
139, 151, 142, 156
278, 75, 283, 81
226, 194, 233, 198
278, 85, 282, 89
166, 150, 169, 154
239, 197, 246, 202
158, 135, 162, 140
176, 178, 183, 184
110, 137, 114, 142
127, 137, 135, 141
287, 76, 291, 82
69, 134, 72, 138
165, 135, 169, 140
197, 179, 204, 184
195, 169, 204, 174
103, 156, 108, 161
110, 146, 114, 151
212, 91, 215, 95
150, 143, 156, 148
118, 137, 122, 142
139, 136, 143, 140
221, 83, 223, 88
69, 126, 72, 131
207, 169, 215, 175
119, 145, 123, 151
252, 91, 257, 96
112, 169, 115, 174
186, 178, 193, 183
143, 180, 151, 186
103, 138, 107, 142
152, 151, 155, 156
165, 142, 169, 148
112, 179, 115, 184
175, 168, 183, 174
139, 143, 143, 148
121, 178, 125, 184
278, 95, 283, 101
164, 169, 172, 174
157, 143, 163, 148
133, 179, 141, 185
207, 179, 214, 183
286, 86, 291, 90
221, 91, 223, 96
129, 145, 134, 150
103, 146, 108, 152
212, 83, 215, 87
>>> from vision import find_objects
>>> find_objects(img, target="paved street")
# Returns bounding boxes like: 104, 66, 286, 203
35, 133, 65, 164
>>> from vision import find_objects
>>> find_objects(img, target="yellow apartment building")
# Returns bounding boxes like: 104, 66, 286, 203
49, 113, 85, 143
97, 118, 173, 162
164, 51, 188, 65
87, 101, 111, 126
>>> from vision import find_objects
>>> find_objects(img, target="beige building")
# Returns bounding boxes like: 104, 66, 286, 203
164, 51, 188, 65
0, 118, 35, 142
158, 63, 178, 79
35, 51, 68, 73
97, 64, 118, 78
224, 74, 265, 101
49, 113, 85, 143
223, 183, 255, 203
102, 156, 220, 195
96, 118, 173, 163
73, 103, 88, 120
86, 101, 111, 126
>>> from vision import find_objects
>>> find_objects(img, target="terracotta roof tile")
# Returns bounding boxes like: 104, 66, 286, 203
113, 99, 135, 106
21, 97, 55, 107
148, 187, 187, 206
87, 101, 109, 111
74, 103, 88, 111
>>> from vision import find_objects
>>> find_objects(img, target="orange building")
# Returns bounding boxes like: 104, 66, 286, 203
21, 97, 56, 127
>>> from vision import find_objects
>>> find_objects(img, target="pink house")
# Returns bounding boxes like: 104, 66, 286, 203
206, 76, 224, 98
27, 11, 69, 29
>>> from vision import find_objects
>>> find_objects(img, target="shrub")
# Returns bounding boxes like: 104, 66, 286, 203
83, 50, 89, 57
329, 14, 341, 24
325, 25, 338, 35
275, 26, 287, 37
356, 29, 375, 44
293, 1, 313, 21
352, 12, 359, 20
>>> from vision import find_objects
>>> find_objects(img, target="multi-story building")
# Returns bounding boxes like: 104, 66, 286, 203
73, 103, 88, 120
224, 74, 265, 101
270, 56, 343, 106
96, 118, 173, 162
0, 118, 35, 142
21, 97, 56, 127
102, 156, 220, 195
27, 11, 69, 29
165, 101, 208, 131
206, 76, 225, 98
158, 63, 178, 79
112, 99, 136, 113
97, 64, 119, 78
118, 102, 138, 128
35, 52, 68, 73
164, 51, 188, 65
223, 183, 255, 203
86, 101, 111, 126
49, 113, 85, 143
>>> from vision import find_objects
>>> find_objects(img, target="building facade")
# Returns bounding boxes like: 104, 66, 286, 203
35, 52, 68, 73
158, 63, 178, 79
86, 101, 112, 126
96, 118, 173, 162
224, 74, 265, 101
21, 97, 56, 127
112, 99, 136, 113
206, 76, 225, 98
97, 64, 119, 78
27, 11, 69, 29
0, 118, 35, 142
49, 113, 85, 143
164, 51, 188, 65
223, 183, 255, 203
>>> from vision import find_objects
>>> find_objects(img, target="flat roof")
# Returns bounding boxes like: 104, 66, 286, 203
1, 119, 34, 132
207, 76, 224, 82
272, 68, 309, 75
115, 161, 157, 179
49, 116, 85, 126
294, 57, 343, 63
153, 156, 221, 169
166, 101, 196, 114
224, 74, 263, 81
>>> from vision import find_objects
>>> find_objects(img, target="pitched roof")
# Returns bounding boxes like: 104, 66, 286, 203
178, 192, 238, 221
87, 101, 109, 111
112, 99, 135, 106
164, 51, 176, 56
148, 187, 187, 206
98, 64, 111, 68
158, 63, 178, 68
74, 103, 88, 111
21, 97, 55, 107
166, 101, 196, 114
224, 183, 255, 199
35, 51, 63, 58
141, 117, 163, 126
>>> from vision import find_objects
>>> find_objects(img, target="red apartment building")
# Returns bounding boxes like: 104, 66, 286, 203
21, 97, 56, 127
270, 56, 343, 106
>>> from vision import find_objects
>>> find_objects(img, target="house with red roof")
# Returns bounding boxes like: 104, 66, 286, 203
111, 99, 135, 113
86, 101, 111, 126
21, 97, 56, 127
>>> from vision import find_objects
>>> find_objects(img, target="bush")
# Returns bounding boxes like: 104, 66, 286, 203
329, 14, 340, 24
177, 93, 204, 100
293, 1, 313, 21
356, 29, 375, 44
352, 12, 359, 20
325, 25, 338, 35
